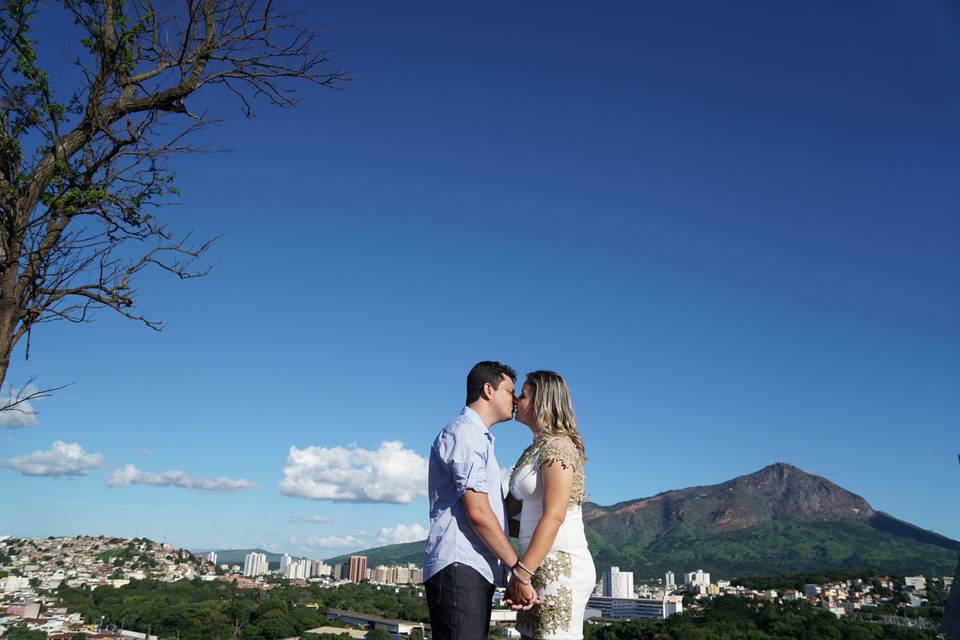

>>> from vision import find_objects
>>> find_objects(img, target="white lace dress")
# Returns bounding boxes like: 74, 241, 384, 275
509, 437, 596, 640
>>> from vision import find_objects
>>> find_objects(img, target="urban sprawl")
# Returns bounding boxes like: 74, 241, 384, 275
0, 536, 952, 638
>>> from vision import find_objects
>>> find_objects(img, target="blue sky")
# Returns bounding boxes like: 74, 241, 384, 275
1, 1, 958, 563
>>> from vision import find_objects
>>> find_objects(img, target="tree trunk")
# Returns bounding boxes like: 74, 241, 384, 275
0, 240, 20, 389
0, 293, 18, 390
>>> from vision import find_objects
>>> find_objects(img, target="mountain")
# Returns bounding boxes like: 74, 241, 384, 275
582, 462, 958, 578
329, 463, 959, 578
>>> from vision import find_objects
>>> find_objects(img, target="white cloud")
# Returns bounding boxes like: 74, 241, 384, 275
3, 440, 102, 476
279, 441, 427, 504
0, 385, 40, 429
377, 523, 428, 545
295, 515, 337, 524
301, 535, 365, 549
106, 464, 256, 492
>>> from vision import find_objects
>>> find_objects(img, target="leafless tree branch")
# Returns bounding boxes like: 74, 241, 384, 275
0, 0, 349, 400
0, 375, 73, 414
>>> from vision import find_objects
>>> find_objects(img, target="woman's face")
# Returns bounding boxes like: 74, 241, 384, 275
515, 383, 535, 428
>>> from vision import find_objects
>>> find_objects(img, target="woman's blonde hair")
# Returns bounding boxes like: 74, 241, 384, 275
525, 370, 586, 460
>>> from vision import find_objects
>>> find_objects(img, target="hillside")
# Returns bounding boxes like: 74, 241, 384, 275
327, 541, 425, 567
582, 463, 959, 577
329, 463, 959, 578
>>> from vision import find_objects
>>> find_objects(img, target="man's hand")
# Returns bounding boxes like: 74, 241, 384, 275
503, 573, 542, 611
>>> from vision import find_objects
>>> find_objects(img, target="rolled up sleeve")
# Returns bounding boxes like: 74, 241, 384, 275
438, 428, 489, 496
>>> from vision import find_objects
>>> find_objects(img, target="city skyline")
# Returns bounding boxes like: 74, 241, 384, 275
3, 534, 947, 636
2, 0, 958, 558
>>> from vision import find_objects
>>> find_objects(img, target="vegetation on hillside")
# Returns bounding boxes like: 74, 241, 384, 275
325, 518, 959, 580
56, 579, 427, 640
733, 570, 886, 591
583, 597, 938, 640
326, 543, 424, 567
585, 520, 958, 579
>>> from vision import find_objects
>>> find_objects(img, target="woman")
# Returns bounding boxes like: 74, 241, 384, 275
506, 370, 596, 640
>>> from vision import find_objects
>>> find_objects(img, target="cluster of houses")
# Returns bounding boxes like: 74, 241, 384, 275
0, 535, 203, 638
662, 569, 952, 620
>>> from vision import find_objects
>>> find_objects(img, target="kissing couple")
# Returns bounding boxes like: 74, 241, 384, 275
424, 361, 596, 640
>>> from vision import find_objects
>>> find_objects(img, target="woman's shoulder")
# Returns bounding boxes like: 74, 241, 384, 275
537, 435, 582, 469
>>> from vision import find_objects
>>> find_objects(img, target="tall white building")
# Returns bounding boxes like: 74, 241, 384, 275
313, 560, 331, 577
243, 552, 268, 577
372, 565, 391, 584
394, 566, 412, 584
295, 558, 310, 579
206, 551, 218, 565
281, 557, 310, 580
683, 569, 710, 593
665, 571, 675, 590
602, 566, 634, 599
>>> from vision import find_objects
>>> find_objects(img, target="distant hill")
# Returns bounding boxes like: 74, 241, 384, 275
327, 541, 425, 567
329, 463, 959, 578
191, 547, 284, 569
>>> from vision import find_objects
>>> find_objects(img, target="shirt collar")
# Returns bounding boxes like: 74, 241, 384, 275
461, 406, 495, 442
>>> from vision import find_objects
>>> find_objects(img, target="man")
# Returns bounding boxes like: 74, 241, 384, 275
424, 361, 536, 640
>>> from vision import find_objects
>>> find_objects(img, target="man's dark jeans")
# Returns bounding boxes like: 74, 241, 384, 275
425, 562, 495, 640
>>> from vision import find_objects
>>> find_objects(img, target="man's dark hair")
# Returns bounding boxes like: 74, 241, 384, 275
465, 361, 517, 405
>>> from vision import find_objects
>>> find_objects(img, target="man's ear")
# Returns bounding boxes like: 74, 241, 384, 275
482, 382, 495, 400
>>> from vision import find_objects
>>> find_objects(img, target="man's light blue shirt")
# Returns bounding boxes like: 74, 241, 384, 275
423, 407, 507, 586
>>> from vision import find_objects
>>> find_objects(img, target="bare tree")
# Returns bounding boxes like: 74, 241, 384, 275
0, 0, 348, 409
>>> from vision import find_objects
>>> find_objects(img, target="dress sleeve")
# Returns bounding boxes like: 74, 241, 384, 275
538, 437, 581, 471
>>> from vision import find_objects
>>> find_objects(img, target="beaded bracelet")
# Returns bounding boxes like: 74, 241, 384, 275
511, 567, 532, 586
515, 559, 534, 576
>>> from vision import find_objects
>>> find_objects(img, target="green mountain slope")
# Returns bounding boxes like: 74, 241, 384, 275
327, 463, 959, 579
327, 541, 425, 567
587, 518, 956, 578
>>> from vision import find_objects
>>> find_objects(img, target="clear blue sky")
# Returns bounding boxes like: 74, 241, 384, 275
2, 1, 958, 561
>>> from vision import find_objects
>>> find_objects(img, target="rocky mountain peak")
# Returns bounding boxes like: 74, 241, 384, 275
726, 462, 876, 522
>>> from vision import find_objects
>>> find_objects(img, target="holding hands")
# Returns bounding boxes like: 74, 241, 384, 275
503, 562, 543, 611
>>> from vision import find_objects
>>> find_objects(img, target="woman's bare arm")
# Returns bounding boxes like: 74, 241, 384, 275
517, 449, 575, 573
